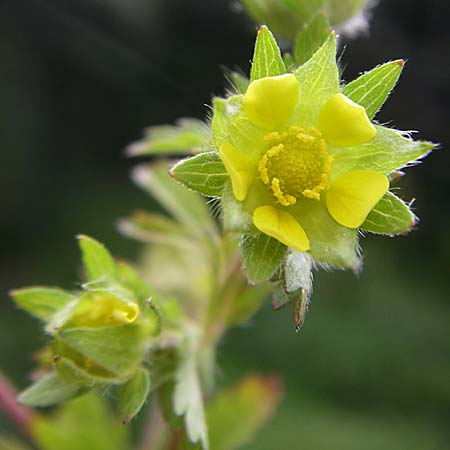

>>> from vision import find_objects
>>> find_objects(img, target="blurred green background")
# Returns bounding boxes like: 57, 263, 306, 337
1, 0, 449, 448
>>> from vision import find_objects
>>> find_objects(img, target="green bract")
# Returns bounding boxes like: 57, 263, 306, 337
171, 25, 434, 327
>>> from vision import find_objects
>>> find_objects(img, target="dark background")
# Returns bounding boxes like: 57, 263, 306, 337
1, 0, 449, 448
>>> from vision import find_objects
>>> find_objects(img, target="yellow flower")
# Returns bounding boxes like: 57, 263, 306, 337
219, 73, 388, 252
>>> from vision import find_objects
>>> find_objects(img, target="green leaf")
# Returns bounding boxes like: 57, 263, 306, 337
207, 375, 282, 450
331, 126, 434, 178
58, 325, 146, 379
10, 287, 76, 322
294, 14, 331, 66
19, 372, 85, 407
126, 118, 209, 156
119, 368, 151, 424
293, 32, 339, 127
174, 352, 209, 450
170, 152, 228, 197
241, 234, 286, 283
344, 60, 405, 119
132, 162, 216, 239
250, 25, 286, 82
78, 235, 117, 282
361, 191, 416, 235
31, 394, 130, 450
116, 261, 153, 306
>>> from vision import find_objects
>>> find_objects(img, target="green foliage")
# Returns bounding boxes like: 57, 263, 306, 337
19, 373, 85, 407
207, 375, 283, 450
241, 234, 286, 283
250, 26, 286, 81
344, 60, 405, 119
294, 14, 331, 66
126, 118, 209, 156
9, 287, 75, 322
173, 348, 209, 449
31, 394, 130, 450
170, 152, 228, 197
119, 368, 151, 424
361, 191, 416, 235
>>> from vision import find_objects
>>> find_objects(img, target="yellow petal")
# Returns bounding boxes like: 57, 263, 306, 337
243, 74, 299, 130
253, 205, 310, 252
319, 93, 377, 147
326, 170, 389, 228
220, 142, 253, 201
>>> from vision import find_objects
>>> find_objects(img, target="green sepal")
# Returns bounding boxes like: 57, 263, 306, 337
294, 14, 331, 66
9, 287, 76, 323
241, 234, 286, 284
331, 126, 435, 178
207, 375, 282, 450
226, 71, 249, 94
57, 324, 147, 379
170, 152, 228, 197
293, 32, 339, 127
361, 191, 416, 235
344, 60, 405, 119
250, 25, 286, 82
283, 250, 313, 294
78, 235, 117, 283
272, 282, 295, 311
126, 118, 209, 156
221, 182, 254, 233
55, 356, 116, 386
119, 368, 151, 424
19, 372, 86, 407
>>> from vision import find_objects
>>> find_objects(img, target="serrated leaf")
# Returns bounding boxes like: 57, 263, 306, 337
10, 287, 76, 322
173, 353, 209, 450
126, 118, 209, 156
207, 375, 282, 450
344, 60, 405, 119
78, 235, 117, 282
132, 162, 216, 239
241, 234, 286, 283
293, 33, 339, 127
58, 324, 146, 379
170, 152, 228, 197
361, 191, 416, 235
294, 14, 331, 66
119, 368, 151, 424
31, 394, 130, 450
331, 126, 434, 178
250, 26, 286, 82
19, 373, 85, 407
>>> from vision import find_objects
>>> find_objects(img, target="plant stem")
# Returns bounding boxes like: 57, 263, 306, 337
0, 372, 35, 439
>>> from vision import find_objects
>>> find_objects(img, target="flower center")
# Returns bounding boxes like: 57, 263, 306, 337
258, 127, 332, 206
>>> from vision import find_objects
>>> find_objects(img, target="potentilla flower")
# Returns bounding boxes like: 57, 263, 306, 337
171, 25, 433, 275
219, 72, 388, 253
